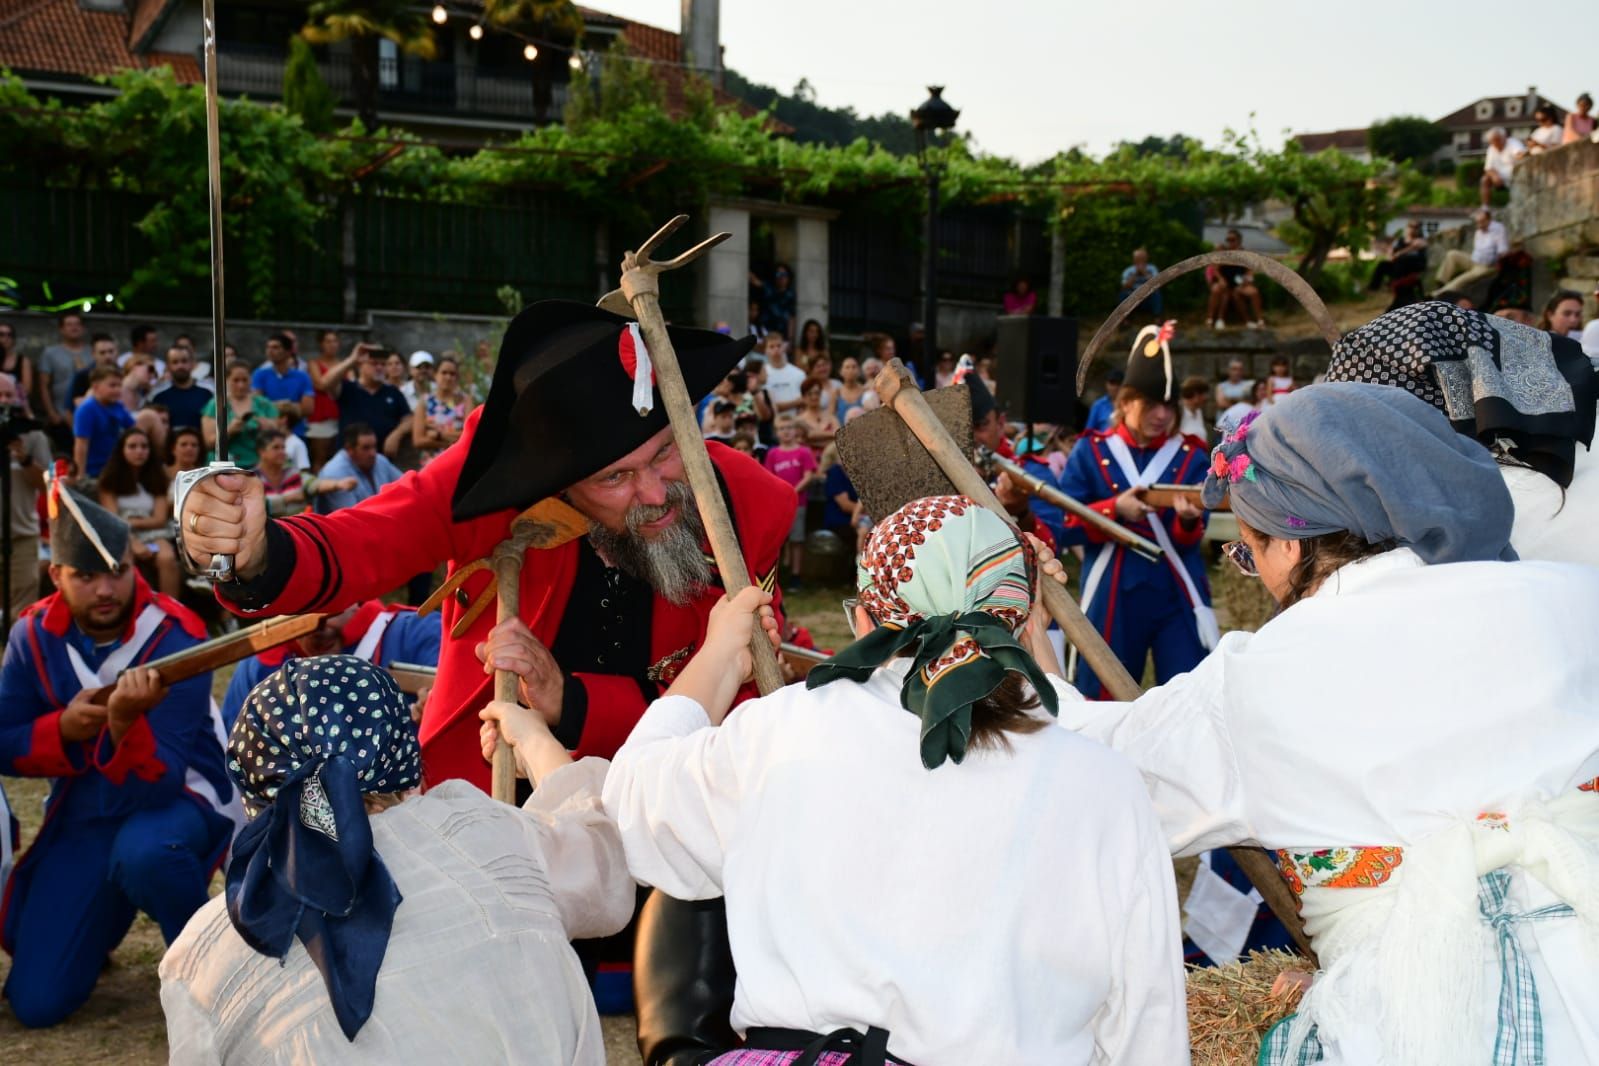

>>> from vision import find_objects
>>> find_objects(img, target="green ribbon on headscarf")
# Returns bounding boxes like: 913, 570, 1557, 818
807, 610, 1058, 770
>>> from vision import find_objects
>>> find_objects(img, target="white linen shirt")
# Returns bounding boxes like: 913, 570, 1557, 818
160, 765, 634, 1066
604, 665, 1188, 1066
1484, 137, 1526, 182
1470, 220, 1510, 265
1057, 549, 1599, 1065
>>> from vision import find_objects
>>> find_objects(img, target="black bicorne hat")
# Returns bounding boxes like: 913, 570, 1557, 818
52, 486, 130, 573
452, 301, 755, 521
966, 370, 998, 424
1123, 320, 1178, 403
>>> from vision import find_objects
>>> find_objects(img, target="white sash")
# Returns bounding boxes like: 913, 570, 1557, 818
64, 604, 243, 831
1101, 435, 1221, 651
351, 609, 396, 663
0, 780, 13, 893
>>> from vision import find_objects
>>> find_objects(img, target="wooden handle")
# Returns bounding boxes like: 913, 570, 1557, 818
83, 612, 327, 705
986, 450, 1163, 560
875, 360, 1141, 701
1142, 484, 1230, 512
490, 550, 522, 805
624, 286, 785, 696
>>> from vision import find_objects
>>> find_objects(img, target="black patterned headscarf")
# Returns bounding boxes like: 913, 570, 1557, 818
1324, 301, 1596, 487
225, 655, 422, 1041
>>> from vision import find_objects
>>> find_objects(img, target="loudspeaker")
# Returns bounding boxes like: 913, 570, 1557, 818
994, 315, 1079, 426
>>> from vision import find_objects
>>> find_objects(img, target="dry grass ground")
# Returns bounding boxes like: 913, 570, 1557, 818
1, 556, 1274, 1063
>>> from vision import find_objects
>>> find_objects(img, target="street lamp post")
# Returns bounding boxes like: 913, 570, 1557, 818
911, 86, 959, 377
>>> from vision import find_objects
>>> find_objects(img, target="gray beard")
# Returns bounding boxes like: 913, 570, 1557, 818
586, 481, 711, 606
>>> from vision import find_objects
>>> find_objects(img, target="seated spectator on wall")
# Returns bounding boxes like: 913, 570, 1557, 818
315, 423, 404, 515
73, 366, 134, 480
1003, 276, 1038, 315
1565, 93, 1595, 145
1539, 289, 1586, 338
97, 427, 179, 596
1119, 248, 1162, 315
1368, 220, 1429, 296
1528, 105, 1564, 153
202, 361, 279, 469
1433, 208, 1511, 305
1207, 229, 1265, 329
148, 346, 213, 432
1480, 127, 1526, 206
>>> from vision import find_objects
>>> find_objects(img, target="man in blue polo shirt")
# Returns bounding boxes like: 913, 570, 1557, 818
250, 333, 314, 440
72, 366, 134, 479
147, 345, 213, 431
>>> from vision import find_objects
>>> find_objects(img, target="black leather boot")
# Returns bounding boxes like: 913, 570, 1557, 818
633, 891, 739, 1066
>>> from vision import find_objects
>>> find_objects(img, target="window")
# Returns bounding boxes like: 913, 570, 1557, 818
379, 38, 399, 89
1454, 131, 1470, 148
1504, 98, 1523, 119
1475, 100, 1494, 120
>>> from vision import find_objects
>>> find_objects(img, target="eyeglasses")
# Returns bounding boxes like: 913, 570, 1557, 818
842, 597, 860, 637
1222, 540, 1258, 578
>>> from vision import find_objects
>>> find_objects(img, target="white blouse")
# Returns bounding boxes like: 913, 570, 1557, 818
160, 763, 634, 1066
603, 664, 1188, 1066
1058, 549, 1599, 1065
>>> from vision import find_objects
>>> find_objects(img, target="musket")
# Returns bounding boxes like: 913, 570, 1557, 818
171, 0, 247, 581
978, 447, 1163, 561
1141, 483, 1230, 512
81, 613, 325, 704
387, 661, 437, 696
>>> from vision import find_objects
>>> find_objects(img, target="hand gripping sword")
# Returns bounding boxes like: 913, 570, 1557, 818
172, 0, 246, 582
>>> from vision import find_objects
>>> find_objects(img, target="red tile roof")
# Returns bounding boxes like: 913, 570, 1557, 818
1293, 128, 1369, 153
128, 0, 177, 51
0, 0, 197, 83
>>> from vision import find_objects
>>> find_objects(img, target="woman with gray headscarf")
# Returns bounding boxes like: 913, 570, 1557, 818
1056, 383, 1599, 1065
158, 656, 634, 1065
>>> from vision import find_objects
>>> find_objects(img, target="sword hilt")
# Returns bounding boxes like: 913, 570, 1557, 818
173, 460, 246, 582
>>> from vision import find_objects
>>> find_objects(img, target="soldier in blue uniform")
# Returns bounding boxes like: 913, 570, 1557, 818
1056, 322, 1219, 698
221, 599, 443, 727
0, 483, 237, 1027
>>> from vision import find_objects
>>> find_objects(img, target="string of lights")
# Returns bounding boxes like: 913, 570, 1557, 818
424, 2, 722, 77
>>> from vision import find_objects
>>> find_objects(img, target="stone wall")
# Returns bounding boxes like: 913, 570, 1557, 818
1507, 139, 1599, 260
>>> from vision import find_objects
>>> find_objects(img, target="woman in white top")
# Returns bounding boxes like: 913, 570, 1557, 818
581, 498, 1186, 1066
96, 426, 180, 596
1528, 105, 1564, 152
1058, 384, 1599, 1065
160, 656, 634, 1065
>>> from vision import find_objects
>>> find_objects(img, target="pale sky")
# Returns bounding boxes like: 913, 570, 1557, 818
596, 0, 1596, 163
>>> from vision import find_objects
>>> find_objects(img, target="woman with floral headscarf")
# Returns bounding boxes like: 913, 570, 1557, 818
1060, 384, 1599, 1065
159, 656, 634, 1065
596, 497, 1186, 1066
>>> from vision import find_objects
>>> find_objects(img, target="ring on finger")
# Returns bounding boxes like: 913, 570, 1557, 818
188, 511, 200, 532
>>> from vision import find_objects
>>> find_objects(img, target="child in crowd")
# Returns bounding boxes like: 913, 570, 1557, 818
1266, 356, 1294, 405
762, 415, 819, 586
1179, 376, 1210, 440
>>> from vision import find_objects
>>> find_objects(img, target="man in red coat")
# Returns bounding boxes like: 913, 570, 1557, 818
179, 302, 792, 788
180, 302, 794, 1065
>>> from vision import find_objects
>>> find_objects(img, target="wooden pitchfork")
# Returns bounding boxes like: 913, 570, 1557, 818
596, 215, 786, 697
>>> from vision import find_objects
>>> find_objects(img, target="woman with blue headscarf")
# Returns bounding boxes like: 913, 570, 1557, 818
594, 497, 1187, 1066
158, 655, 634, 1064
1057, 383, 1599, 1065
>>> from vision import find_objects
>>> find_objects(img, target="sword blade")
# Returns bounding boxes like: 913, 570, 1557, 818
201, 0, 228, 463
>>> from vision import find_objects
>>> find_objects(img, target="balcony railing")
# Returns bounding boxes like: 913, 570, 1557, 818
216, 43, 567, 122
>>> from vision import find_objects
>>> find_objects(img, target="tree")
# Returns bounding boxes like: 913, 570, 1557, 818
480, 0, 582, 124
283, 36, 336, 133
301, 0, 437, 130
1367, 116, 1446, 166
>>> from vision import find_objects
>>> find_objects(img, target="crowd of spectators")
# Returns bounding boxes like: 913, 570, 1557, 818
1, 315, 485, 620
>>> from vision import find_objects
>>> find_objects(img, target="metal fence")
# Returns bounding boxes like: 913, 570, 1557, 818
1, 183, 601, 322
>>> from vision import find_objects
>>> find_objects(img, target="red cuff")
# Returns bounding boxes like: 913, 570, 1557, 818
94, 716, 167, 785
1075, 499, 1121, 544
12, 711, 87, 777
1169, 513, 1206, 547
571, 673, 654, 761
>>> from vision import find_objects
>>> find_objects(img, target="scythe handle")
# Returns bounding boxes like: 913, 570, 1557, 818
490, 550, 522, 805
624, 287, 786, 697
